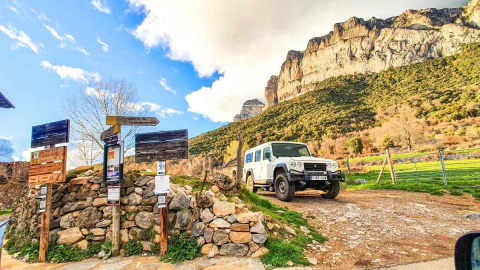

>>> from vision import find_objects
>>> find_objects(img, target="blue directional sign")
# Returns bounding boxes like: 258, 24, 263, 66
31, 120, 70, 148
0, 92, 14, 109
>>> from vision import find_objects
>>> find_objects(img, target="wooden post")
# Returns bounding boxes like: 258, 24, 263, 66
236, 132, 244, 188
111, 204, 120, 256
38, 183, 52, 262
346, 158, 353, 182
376, 156, 387, 184
159, 162, 168, 256
386, 149, 396, 184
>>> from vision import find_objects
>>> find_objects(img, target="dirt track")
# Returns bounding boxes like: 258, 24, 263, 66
260, 189, 480, 269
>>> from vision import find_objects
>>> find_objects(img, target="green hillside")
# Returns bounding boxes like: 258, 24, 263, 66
189, 43, 480, 157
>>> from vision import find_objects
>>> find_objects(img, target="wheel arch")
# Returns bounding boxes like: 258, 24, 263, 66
273, 164, 289, 180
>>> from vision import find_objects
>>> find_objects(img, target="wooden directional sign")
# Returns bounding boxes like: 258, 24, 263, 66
31, 120, 70, 148
135, 129, 188, 163
101, 126, 120, 145
29, 146, 67, 185
106, 116, 159, 126
100, 126, 115, 141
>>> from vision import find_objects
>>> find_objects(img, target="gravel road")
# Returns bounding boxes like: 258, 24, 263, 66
260, 189, 480, 269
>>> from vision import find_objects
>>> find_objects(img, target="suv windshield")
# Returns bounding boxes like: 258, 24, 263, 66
271, 143, 311, 157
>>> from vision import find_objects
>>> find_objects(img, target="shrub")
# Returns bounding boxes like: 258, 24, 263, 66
123, 240, 143, 257
141, 226, 157, 241
348, 137, 364, 155
160, 234, 201, 263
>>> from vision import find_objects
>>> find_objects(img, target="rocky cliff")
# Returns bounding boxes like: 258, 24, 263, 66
265, 0, 480, 107
233, 99, 265, 122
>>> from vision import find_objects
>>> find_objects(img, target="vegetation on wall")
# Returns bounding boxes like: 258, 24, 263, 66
190, 43, 480, 157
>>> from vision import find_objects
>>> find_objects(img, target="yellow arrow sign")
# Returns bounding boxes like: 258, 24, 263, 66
106, 116, 160, 126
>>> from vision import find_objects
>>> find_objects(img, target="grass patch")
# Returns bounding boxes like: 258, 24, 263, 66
170, 175, 211, 192
239, 189, 328, 268
262, 240, 310, 267
0, 209, 12, 216
123, 240, 143, 257
160, 233, 201, 263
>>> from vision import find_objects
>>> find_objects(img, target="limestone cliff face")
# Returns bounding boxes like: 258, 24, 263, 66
265, 1, 480, 107
233, 99, 265, 122
264, 75, 278, 107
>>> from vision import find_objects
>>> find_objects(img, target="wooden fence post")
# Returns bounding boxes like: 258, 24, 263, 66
386, 149, 396, 184
376, 156, 387, 184
111, 204, 120, 256
346, 158, 353, 182
236, 132, 244, 188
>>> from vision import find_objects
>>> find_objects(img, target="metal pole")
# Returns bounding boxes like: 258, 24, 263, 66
439, 148, 447, 186
346, 158, 353, 183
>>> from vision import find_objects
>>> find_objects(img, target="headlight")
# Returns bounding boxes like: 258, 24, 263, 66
290, 161, 296, 167
332, 162, 338, 169
297, 162, 302, 167
327, 163, 332, 169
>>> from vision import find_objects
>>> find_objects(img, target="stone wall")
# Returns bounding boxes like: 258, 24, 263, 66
8, 172, 268, 258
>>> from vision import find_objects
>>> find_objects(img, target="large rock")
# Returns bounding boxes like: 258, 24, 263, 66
252, 233, 268, 244
236, 212, 259, 224
128, 193, 143, 206
219, 243, 248, 257
90, 228, 106, 236
129, 227, 143, 240
135, 175, 152, 187
231, 223, 249, 232
209, 218, 231, 229
63, 201, 90, 213
135, 211, 154, 229
60, 213, 76, 229
230, 232, 252, 243
195, 194, 214, 208
200, 209, 214, 223
204, 228, 214, 243
192, 222, 206, 237
250, 222, 266, 234
213, 229, 229, 245
92, 197, 107, 207
252, 247, 269, 258
169, 193, 190, 211
57, 227, 83, 245
78, 207, 101, 228
212, 202, 235, 217
175, 211, 192, 231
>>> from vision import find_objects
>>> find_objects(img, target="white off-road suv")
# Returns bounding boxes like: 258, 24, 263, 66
242, 141, 344, 201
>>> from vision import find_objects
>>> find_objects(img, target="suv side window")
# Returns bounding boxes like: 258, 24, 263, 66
245, 153, 253, 163
255, 150, 261, 162
263, 147, 271, 160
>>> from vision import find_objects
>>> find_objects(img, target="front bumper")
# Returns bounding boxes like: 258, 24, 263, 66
288, 169, 345, 182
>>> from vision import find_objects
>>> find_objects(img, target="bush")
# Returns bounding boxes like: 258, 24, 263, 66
141, 226, 157, 241
160, 234, 201, 263
261, 239, 310, 267
47, 243, 85, 263
123, 240, 143, 257
348, 137, 364, 155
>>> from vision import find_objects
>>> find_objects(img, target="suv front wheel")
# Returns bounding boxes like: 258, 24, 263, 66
321, 181, 340, 199
275, 173, 295, 201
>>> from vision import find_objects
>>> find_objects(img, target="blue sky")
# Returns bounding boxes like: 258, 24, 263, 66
0, 0, 468, 162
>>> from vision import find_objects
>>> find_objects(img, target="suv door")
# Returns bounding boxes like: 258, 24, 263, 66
258, 146, 272, 182
253, 149, 263, 183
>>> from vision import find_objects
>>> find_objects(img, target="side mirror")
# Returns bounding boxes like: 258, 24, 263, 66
265, 152, 271, 160
455, 232, 480, 269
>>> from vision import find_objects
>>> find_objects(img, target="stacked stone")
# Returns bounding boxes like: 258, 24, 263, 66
8, 172, 268, 258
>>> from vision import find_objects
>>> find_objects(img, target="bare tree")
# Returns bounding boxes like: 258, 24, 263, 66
380, 105, 427, 151
65, 79, 150, 166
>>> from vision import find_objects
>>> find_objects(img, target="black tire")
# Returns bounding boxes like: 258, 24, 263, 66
321, 181, 340, 199
275, 173, 295, 201
247, 175, 258, 193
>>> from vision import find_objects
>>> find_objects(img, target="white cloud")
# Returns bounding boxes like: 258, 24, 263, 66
97, 37, 109, 52
40, 61, 101, 82
8, 6, 19, 15
11, 155, 19, 161
129, 0, 467, 122
92, 0, 111, 14
37, 13, 50, 22
75, 47, 89, 56
44, 25, 63, 41
159, 78, 176, 94
0, 25, 42, 54
65, 34, 75, 43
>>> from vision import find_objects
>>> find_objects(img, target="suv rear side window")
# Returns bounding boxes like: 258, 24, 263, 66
255, 150, 261, 162
245, 153, 253, 163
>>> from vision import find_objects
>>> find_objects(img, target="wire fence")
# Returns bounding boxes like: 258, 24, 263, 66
391, 148, 480, 186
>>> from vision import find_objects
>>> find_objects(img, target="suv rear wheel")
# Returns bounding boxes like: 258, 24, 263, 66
275, 173, 295, 201
321, 181, 340, 199
246, 175, 258, 193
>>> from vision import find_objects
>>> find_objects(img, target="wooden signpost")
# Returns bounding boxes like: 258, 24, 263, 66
104, 116, 159, 256
135, 129, 188, 255
28, 120, 70, 263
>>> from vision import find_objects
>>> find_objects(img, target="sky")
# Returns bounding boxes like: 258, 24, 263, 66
0, 0, 469, 163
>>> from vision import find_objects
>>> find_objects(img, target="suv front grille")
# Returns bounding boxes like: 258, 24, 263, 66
304, 163, 326, 171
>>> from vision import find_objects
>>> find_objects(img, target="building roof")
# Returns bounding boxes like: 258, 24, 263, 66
0, 92, 14, 109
